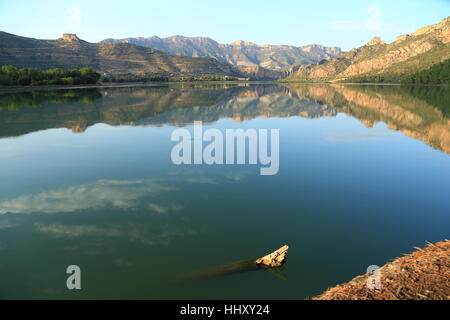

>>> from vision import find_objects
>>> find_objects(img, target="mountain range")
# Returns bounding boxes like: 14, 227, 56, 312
0, 16, 449, 83
101, 36, 342, 71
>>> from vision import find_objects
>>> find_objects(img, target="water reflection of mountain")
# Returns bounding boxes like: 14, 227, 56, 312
134, 89, 337, 126
283, 84, 450, 154
0, 83, 448, 154
0, 84, 336, 137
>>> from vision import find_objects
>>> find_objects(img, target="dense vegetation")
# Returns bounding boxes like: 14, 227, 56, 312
102, 73, 169, 83
343, 73, 401, 83
401, 58, 450, 85
0, 66, 101, 86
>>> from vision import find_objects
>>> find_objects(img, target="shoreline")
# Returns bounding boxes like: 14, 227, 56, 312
2, 81, 447, 94
313, 240, 450, 300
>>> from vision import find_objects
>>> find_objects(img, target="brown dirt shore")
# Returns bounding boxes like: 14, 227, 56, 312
314, 240, 450, 300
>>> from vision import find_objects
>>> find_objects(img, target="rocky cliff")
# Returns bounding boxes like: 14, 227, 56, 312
237, 66, 284, 80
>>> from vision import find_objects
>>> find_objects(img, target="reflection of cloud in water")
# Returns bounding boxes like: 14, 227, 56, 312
148, 203, 184, 215
326, 131, 391, 142
184, 177, 219, 185
34, 223, 197, 246
0, 171, 247, 215
0, 172, 249, 251
0, 179, 178, 215
0, 219, 19, 229
115, 259, 133, 268
223, 172, 247, 182
168, 169, 248, 183
181, 173, 246, 185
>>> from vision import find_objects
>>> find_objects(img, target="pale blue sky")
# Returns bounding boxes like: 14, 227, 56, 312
0, 0, 449, 50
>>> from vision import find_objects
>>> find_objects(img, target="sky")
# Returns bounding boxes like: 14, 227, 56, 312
0, 0, 449, 50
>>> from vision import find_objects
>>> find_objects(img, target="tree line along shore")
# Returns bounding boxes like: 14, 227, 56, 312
0, 66, 243, 86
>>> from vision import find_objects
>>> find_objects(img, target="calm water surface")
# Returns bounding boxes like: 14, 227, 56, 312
0, 83, 449, 299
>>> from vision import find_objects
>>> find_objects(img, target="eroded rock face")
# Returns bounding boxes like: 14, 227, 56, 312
412, 16, 450, 42
238, 66, 283, 80
231, 40, 257, 47
395, 34, 410, 43
60, 34, 81, 42
365, 37, 385, 46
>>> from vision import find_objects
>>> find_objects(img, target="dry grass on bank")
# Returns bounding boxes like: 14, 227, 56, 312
314, 240, 450, 300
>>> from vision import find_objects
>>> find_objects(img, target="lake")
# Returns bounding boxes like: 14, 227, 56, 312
0, 83, 449, 299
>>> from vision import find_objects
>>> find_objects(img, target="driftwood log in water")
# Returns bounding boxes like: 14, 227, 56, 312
179, 245, 289, 281
255, 245, 289, 267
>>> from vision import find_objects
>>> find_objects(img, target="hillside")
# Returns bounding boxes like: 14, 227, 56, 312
285, 17, 450, 83
0, 32, 244, 78
102, 35, 342, 71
